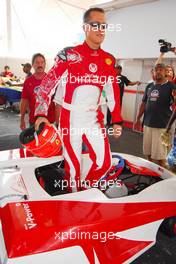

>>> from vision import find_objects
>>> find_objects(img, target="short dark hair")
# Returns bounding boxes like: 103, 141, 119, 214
4, 65, 10, 70
117, 65, 122, 70
32, 53, 46, 64
83, 7, 105, 23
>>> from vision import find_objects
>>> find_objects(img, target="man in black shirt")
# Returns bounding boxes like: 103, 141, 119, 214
106, 65, 141, 126
116, 65, 141, 103
135, 63, 176, 167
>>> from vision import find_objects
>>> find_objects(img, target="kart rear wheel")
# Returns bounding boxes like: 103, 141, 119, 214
160, 217, 176, 237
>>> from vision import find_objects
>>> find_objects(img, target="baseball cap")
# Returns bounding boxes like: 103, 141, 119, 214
21, 63, 31, 68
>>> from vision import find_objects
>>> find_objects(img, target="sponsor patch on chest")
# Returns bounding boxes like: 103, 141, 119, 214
150, 89, 159, 101
89, 63, 98, 73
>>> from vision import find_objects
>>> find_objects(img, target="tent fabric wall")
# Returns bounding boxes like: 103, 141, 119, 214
103, 0, 176, 59
0, 0, 84, 58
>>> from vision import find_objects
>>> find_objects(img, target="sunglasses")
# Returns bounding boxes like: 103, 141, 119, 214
86, 22, 108, 30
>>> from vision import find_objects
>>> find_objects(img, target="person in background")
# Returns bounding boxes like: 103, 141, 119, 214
1, 66, 14, 78
155, 50, 176, 84
12, 63, 32, 88
155, 51, 176, 114
134, 63, 176, 167
21, 63, 32, 79
140, 68, 156, 128
107, 64, 141, 126
20, 53, 56, 130
116, 65, 141, 104
165, 65, 176, 84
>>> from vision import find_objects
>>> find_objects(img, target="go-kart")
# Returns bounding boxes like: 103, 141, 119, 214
0, 148, 176, 264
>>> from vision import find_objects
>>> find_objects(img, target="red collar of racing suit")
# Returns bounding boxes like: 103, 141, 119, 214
83, 41, 101, 55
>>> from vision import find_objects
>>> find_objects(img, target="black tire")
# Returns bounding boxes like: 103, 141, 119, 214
160, 217, 176, 237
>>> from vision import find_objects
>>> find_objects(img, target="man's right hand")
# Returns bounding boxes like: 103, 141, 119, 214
35, 117, 50, 131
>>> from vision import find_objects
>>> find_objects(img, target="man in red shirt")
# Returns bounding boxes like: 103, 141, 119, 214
20, 53, 55, 130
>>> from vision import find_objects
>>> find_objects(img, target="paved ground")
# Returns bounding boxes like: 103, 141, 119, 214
0, 107, 21, 151
0, 107, 144, 155
0, 107, 176, 263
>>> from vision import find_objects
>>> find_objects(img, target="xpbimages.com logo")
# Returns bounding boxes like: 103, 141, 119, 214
54, 229, 118, 243
58, 127, 122, 139
53, 179, 124, 191
58, 73, 122, 86
84, 22, 122, 32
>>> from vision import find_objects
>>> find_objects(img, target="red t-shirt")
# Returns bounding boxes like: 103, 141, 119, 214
2, 71, 13, 77
21, 74, 55, 124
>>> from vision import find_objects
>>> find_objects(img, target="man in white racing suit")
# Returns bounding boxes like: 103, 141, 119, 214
35, 7, 123, 192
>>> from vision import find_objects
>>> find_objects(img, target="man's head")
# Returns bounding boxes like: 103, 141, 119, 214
32, 53, 46, 74
116, 65, 122, 75
154, 63, 166, 82
83, 7, 106, 46
21, 63, 32, 74
4, 65, 10, 72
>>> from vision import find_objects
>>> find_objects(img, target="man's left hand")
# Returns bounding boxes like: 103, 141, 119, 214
112, 124, 122, 139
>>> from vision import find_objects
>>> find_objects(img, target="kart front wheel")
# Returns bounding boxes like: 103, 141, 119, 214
160, 217, 176, 237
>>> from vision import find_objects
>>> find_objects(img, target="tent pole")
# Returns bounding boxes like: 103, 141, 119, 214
6, 0, 12, 54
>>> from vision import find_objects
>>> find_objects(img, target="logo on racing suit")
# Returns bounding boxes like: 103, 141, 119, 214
67, 53, 81, 62
67, 50, 82, 64
55, 47, 82, 65
105, 58, 112, 65
89, 63, 98, 73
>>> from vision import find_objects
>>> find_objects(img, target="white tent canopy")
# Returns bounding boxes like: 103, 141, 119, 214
0, 0, 114, 75
1, 0, 84, 59
1, 0, 175, 76
0, 0, 117, 59
0, 0, 158, 59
